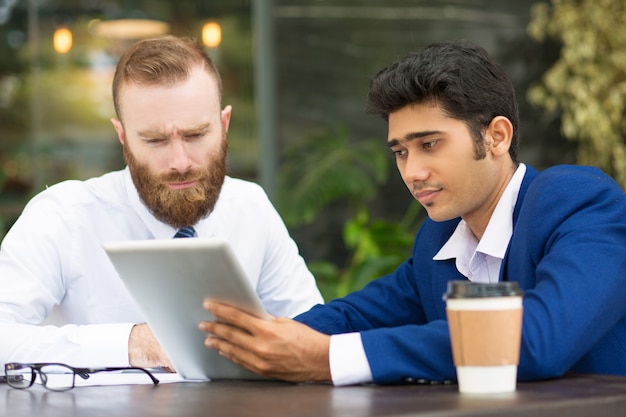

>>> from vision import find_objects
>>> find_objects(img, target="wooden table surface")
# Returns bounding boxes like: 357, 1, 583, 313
1, 373, 625, 417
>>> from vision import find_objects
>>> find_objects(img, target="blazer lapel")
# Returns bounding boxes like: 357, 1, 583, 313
499, 165, 539, 281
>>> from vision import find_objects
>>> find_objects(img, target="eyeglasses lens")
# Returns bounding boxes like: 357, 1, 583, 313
5, 364, 33, 389
6, 364, 75, 391
38, 364, 75, 391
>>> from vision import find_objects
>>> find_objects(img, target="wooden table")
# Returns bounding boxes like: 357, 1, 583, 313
1, 373, 626, 417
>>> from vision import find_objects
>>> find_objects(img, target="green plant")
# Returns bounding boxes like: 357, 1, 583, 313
277, 128, 423, 301
527, 0, 626, 188
277, 128, 389, 226
310, 202, 422, 300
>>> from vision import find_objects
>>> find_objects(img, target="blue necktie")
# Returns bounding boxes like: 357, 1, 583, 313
173, 226, 196, 238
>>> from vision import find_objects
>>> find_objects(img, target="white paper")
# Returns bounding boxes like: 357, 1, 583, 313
73, 370, 190, 386
34, 370, 206, 387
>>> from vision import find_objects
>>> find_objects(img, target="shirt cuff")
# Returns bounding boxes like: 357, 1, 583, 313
329, 332, 373, 386
70, 322, 136, 367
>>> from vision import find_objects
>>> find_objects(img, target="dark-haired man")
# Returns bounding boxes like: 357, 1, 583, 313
200, 40, 626, 385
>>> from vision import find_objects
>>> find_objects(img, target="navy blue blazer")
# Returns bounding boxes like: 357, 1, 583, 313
296, 165, 626, 384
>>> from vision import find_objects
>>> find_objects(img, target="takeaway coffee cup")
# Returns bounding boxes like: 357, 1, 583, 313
444, 281, 523, 394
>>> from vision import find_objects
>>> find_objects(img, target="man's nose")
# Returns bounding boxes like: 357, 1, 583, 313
168, 139, 193, 173
400, 153, 429, 184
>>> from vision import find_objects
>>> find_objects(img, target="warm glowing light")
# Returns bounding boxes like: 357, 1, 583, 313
89, 19, 170, 39
53, 27, 72, 54
202, 22, 221, 48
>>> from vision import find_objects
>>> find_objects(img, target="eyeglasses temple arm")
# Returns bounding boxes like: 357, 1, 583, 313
81, 367, 160, 385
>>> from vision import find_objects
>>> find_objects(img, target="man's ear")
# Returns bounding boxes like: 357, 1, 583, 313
486, 116, 513, 157
110, 118, 125, 145
221, 105, 232, 133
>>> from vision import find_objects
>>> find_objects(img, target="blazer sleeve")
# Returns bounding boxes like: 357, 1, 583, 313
296, 256, 428, 334
295, 218, 463, 384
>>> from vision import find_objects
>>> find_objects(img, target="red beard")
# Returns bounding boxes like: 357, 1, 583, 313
124, 137, 228, 228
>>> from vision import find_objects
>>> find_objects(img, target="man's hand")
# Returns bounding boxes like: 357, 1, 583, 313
128, 323, 174, 371
199, 302, 331, 383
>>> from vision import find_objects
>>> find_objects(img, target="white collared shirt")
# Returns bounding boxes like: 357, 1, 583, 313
433, 163, 526, 282
0, 168, 323, 368
328, 164, 526, 385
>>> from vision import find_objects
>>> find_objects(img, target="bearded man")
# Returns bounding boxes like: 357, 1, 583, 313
0, 36, 322, 370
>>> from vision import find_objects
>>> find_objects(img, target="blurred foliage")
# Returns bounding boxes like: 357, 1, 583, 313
527, 0, 626, 188
277, 128, 389, 226
310, 203, 423, 300
277, 129, 424, 301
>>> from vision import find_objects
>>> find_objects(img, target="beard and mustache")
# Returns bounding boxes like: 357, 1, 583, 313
123, 135, 228, 229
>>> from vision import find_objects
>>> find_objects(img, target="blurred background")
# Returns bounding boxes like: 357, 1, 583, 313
1, 0, 624, 300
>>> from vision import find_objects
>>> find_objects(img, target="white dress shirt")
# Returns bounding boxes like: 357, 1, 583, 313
433, 164, 527, 283
0, 168, 323, 368
329, 164, 526, 386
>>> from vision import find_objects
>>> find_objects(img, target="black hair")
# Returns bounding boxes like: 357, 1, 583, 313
366, 40, 519, 163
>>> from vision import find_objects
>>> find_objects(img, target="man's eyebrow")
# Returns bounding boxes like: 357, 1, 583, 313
137, 128, 166, 138
387, 130, 442, 148
181, 122, 212, 135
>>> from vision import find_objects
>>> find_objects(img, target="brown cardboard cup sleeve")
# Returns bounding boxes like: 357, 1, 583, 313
446, 308, 523, 367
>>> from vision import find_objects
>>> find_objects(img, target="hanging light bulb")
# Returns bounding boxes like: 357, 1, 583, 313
53, 27, 72, 54
202, 21, 221, 48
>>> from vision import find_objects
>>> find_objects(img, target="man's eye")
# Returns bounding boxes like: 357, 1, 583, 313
392, 149, 407, 157
145, 138, 166, 145
422, 140, 438, 150
185, 133, 203, 139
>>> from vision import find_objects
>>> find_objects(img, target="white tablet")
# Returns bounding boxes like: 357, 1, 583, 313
103, 238, 271, 381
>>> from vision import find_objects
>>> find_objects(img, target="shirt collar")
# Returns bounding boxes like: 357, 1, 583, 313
433, 163, 526, 261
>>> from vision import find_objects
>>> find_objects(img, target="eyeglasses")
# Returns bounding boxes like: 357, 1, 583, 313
4, 362, 160, 391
